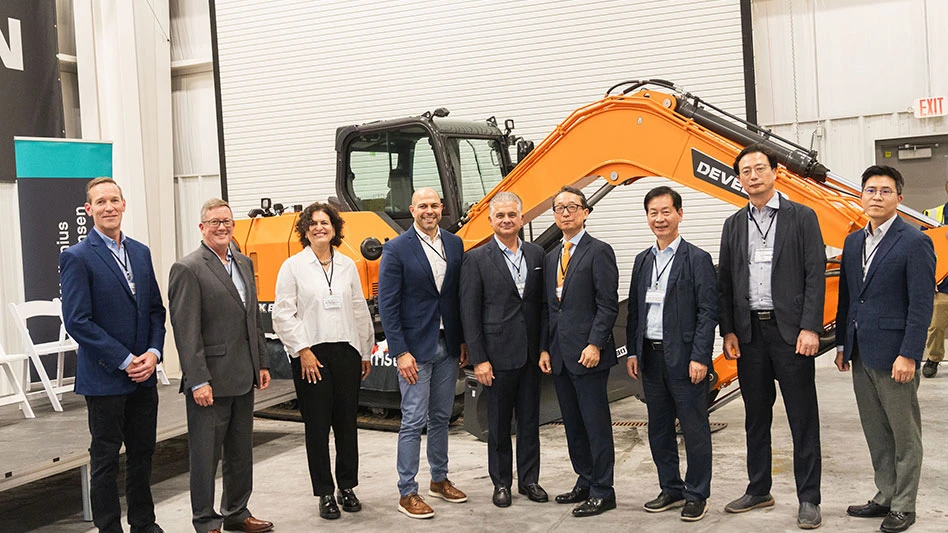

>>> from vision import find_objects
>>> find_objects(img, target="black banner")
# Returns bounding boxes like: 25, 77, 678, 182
0, 0, 63, 183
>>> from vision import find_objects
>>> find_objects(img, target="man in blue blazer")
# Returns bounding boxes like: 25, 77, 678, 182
378, 187, 469, 519
626, 187, 718, 522
460, 192, 548, 508
835, 165, 934, 533
60, 178, 166, 533
539, 186, 619, 517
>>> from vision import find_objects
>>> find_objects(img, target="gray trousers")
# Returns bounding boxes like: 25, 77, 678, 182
852, 354, 922, 513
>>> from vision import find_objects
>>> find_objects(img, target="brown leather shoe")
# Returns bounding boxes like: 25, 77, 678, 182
429, 478, 468, 503
398, 493, 435, 519
222, 516, 274, 533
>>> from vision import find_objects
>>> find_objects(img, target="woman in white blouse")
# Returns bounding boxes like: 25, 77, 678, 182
272, 202, 374, 521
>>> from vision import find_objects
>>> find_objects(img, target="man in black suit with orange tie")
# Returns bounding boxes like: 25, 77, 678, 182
460, 191, 548, 508
539, 186, 619, 517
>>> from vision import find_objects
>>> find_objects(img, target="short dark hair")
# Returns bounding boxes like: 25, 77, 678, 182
861, 165, 904, 195
733, 143, 779, 175
552, 185, 590, 211
296, 202, 344, 248
643, 186, 682, 213
85, 177, 122, 203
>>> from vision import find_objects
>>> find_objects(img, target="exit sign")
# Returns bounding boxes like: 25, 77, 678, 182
914, 96, 946, 118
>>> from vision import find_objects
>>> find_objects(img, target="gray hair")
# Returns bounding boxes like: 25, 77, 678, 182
489, 191, 523, 217
200, 198, 232, 221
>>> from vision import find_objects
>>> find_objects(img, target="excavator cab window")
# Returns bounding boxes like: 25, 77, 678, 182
444, 137, 507, 214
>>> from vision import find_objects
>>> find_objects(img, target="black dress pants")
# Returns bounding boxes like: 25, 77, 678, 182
737, 314, 821, 504
85, 385, 159, 533
486, 362, 541, 488
291, 342, 362, 496
552, 368, 615, 499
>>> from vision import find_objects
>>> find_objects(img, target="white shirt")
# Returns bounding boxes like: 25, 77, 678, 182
645, 236, 681, 341
414, 224, 447, 292
272, 247, 375, 360
495, 235, 526, 297
862, 214, 897, 280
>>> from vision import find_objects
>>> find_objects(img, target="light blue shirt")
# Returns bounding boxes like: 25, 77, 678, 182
645, 235, 681, 341
747, 193, 780, 311
495, 235, 526, 297
92, 227, 160, 370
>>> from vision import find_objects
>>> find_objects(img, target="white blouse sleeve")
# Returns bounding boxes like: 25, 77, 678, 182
271, 257, 309, 356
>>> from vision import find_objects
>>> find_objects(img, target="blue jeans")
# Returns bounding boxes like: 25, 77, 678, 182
396, 338, 456, 497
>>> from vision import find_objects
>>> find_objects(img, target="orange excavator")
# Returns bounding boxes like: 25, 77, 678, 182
233, 79, 948, 434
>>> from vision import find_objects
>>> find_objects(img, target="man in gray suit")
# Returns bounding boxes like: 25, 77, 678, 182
169, 198, 273, 533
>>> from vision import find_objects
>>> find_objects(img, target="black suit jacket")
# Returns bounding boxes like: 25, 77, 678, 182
460, 240, 545, 370
541, 232, 619, 375
626, 238, 719, 374
718, 195, 825, 345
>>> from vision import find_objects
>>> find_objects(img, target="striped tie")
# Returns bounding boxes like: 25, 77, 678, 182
557, 241, 572, 299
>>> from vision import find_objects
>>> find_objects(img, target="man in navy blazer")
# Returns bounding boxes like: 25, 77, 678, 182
835, 165, 934, 533
378, 187, 469, 519
60, 178, 166, 533
539, 186, 619, 517
626, 186, 718, 522
459, 192, 548, 508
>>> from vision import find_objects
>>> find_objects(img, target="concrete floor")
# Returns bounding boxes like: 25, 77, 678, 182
5, 357, 948, 532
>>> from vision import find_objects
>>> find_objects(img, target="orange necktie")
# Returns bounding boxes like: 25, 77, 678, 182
557, 241, 572, 298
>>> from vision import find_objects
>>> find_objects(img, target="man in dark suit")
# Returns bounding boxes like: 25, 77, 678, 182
378, 187, 469, 519
538, 186, 619, 517
459, 191, 548, 508
626, 186, 718, 522
60, 177, 166, 533
168, 198, 273, 533
718, 144, 825, 529
835, 165, 934, 533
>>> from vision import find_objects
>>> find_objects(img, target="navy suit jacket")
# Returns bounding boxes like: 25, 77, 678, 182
378, 226, 464, 362
459, 240, 545, 370
60, 229, 166, 396
836, 216, 935, 370
626, 239, 718, 375
540, 232, 619, 375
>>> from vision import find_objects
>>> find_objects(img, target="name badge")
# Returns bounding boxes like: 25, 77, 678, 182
129, 282, 136, 296
516, 279, 526, 295
323, 295, 342, 309
645, 288, 664, 304
753, 248, 773, 263
555, 286, 563, 299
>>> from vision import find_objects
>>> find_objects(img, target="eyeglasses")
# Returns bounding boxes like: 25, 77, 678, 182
862, 187, 897, 198
553, 204, 583, 214
203, 218, 234, 228
739, 164, 773, 177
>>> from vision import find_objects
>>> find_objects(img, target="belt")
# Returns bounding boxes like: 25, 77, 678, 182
644, 339, 664, 351
752, 310, 774, 321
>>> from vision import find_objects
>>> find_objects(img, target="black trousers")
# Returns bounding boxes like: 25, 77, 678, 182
291, 342, 362, 496
553, 368, 615, 499
85, 385, 159, 533
641, 343, 712, 501
486, 363, 541, 488
737, 314, 821, 504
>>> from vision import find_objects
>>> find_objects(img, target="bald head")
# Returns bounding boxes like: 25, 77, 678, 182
411, 187, 441, 205
409, 187, 443, 237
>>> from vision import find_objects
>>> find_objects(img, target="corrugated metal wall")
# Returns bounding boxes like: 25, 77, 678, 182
213, 0, 747, 296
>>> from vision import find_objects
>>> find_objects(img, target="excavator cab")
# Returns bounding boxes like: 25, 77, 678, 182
334, 112, 516, 230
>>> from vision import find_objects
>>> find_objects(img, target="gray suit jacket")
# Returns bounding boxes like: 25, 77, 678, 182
169, 243, 269, 397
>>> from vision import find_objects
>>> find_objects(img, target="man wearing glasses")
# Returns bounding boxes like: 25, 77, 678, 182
718, 144, 825, 529
169, 198, 273, 533
539, 186, 619, 517
835, 166, 934, 533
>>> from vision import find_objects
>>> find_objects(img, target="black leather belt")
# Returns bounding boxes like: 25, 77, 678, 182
753, 310, 774, 321
645, 339, 664, 351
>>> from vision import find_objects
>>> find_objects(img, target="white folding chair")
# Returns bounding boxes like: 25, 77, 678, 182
9, 298, 78, 412
0, 342, 35, 418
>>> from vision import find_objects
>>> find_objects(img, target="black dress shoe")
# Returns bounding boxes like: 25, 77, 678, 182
493, 486, 512, 507
555, 486, 590, 504
518, 483, 549, 503
847, 500, 891, 518
319, 494, 341, 519
643, 491, 685, 512
131, 525, 165, 533
337, 488, 362, 512
572, 496, 617, 517
881, 511, 916, 533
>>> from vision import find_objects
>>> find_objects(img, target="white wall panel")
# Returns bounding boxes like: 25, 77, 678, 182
212, 0, 747, 285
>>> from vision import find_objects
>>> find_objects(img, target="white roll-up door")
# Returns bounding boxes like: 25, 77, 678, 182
213, 0, 747, 290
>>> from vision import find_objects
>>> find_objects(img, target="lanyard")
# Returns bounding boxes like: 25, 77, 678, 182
320, 249, 335, 295
109, 246, 132, 282
652, 251, 676, 289
420, 233, 447, 262
503, 250, 524, 281
862, 231, 882, 275
749, 209, 777, 245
